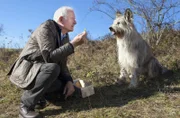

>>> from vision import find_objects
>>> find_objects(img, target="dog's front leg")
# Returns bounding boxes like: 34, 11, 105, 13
129, 69, 138, 88
117, 68, 128, 85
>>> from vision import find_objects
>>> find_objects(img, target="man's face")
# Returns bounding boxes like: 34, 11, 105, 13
62, 10, 76, 32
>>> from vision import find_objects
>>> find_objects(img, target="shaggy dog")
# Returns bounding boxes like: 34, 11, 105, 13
109, 9, 172, 88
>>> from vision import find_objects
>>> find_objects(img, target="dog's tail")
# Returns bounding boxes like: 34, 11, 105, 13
148, 58, 173, 78
148, 58, 163, 78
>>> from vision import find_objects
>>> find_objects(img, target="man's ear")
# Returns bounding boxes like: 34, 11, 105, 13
58, 16, 64, 23
124, 8, 133, 22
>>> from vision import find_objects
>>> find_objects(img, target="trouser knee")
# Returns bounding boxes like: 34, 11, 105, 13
42, 63, 60, 78
43, 63, 60, 73
39, 63, 61, 89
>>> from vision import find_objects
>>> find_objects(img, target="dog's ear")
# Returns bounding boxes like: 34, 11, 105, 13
116, 10, 122, 18
124, 8, 133, 22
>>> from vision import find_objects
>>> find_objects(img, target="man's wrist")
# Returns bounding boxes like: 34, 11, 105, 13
67, 81, 73, 84
70, 41, 77, 48
69, 43, 74, 51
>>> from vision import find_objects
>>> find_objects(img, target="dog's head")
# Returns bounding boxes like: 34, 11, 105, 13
109, 8, 134, 39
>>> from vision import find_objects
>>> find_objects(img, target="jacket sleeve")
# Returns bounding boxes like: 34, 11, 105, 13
36, 23, 74, 63
60, 59, 73, 83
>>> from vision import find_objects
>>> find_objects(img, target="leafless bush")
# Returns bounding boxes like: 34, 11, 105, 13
91, 0, 180, 47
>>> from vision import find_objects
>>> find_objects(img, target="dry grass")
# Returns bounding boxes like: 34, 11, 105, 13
0, 31, 180, 118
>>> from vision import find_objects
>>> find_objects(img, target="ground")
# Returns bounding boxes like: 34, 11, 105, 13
0, 70, 180, 118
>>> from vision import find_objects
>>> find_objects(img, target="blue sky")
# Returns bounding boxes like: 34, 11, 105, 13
0, 0, 179, 48
0, 0, 113, 48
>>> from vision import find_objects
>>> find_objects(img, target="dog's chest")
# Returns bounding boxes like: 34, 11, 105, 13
117, 40, 137, 67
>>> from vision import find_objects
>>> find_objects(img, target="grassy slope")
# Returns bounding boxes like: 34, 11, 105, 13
0, 33, 180, 118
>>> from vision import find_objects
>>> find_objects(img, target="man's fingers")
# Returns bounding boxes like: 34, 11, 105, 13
65, 94, 68, 100
64, 81, 75, 100
65, 91, 71, 100
78, 31, 86, 37
78, 32, 85, 36
63, 87, 67, 94
64, 89, 74, 100
64, 89, 70, 100
82, 31, 87, 36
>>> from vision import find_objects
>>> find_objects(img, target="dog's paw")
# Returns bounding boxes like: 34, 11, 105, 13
128, 79, 138, 88
116, 78, 127, 85
128, 84, 137, 89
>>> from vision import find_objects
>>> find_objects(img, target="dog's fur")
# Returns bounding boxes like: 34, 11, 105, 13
109, 9, 169, 88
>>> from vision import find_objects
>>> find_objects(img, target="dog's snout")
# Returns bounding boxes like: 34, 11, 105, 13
109, 27, 113, 31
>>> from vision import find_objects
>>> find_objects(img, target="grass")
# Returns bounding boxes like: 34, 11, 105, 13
0, 32, 180, 118
1, 72, 180, 118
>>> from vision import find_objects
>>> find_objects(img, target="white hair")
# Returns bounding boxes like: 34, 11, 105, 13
53, 6, 74, 22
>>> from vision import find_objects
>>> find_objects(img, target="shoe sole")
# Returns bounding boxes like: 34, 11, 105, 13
19, 113, 44, 118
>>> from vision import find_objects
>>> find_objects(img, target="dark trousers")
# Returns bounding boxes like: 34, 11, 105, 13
21, 63, 63, 108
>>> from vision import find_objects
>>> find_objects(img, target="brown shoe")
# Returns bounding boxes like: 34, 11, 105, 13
19, 103, 43, 118
35, 98, 47, 109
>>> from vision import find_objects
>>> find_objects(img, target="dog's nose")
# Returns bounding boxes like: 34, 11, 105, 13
109, 27, 113, 31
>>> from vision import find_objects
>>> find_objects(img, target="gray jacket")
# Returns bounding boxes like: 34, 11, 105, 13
8, 20, 74, 88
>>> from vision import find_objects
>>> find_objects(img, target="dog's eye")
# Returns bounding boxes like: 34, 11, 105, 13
117, 22, 120, 25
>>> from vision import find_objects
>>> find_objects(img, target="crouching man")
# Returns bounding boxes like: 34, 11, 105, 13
7, 6, 87, 118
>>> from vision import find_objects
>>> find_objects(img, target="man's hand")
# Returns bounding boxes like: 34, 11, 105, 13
63, 81, 75, 100
70, 31, 87, 48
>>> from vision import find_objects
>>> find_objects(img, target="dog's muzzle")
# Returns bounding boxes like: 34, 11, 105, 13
109, 27, 116, 35
109, 26, 124, 38
109, 27, 114, 32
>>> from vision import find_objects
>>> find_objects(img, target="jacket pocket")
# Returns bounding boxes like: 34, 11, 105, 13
10, 59, 33, 87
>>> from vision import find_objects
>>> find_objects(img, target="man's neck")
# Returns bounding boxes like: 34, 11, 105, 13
61, 30, 67, 35
58, 23, 67, 35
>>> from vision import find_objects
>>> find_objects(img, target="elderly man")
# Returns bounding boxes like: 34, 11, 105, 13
8, 6, 87, 118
